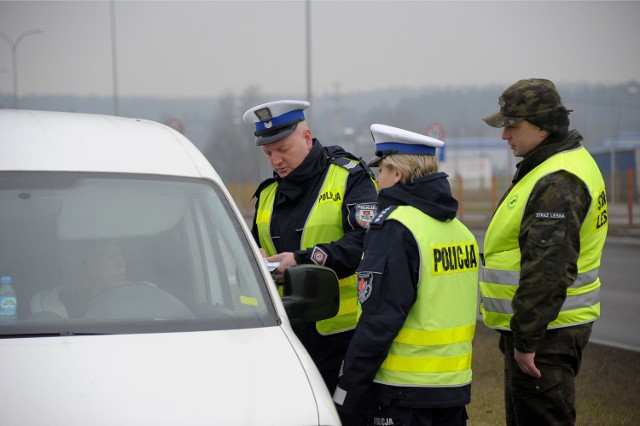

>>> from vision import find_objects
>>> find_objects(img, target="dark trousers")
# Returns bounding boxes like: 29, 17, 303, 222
499, 323, 593, 426
370, 405, 467, 426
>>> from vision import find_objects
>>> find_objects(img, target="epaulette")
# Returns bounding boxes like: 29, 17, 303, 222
330, 156, 376, 179
369, 205, 397, 229
253, 177, 276, 199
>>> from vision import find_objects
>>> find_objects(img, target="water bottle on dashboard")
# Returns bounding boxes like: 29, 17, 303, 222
0, 275, 17, 322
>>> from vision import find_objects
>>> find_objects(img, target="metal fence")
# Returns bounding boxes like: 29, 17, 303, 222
227, 171, 639, 230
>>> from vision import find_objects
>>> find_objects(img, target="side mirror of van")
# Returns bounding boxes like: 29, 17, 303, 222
282, 265, 340, 322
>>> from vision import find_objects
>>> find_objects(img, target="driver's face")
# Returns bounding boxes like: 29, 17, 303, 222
88, 241, 126, 294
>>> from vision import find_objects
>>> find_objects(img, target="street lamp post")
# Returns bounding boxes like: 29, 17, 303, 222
110, 0, 120, 116
305, 0, 312, 126
0, 28, 47, 109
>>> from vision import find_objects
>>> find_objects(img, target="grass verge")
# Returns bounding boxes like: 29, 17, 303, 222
468, 321, 640, 425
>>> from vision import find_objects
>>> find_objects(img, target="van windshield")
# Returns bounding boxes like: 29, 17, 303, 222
0, 172, 278, 336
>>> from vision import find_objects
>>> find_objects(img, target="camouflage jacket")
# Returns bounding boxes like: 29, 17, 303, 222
504, 130, 592, 353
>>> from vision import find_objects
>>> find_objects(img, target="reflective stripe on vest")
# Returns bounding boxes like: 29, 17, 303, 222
480, 147, 608, 330
374, 206, 479, 387
256, 163, 358, 334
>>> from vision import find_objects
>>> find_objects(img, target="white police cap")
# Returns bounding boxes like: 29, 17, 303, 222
368, 124, 444, 167
242, 100, 310, 146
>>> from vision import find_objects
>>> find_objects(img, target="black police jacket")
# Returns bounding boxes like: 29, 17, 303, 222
336, 172, 472, 415
251, 139, 378, 279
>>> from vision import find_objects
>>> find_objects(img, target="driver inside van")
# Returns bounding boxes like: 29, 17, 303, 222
31, 239, 128, 318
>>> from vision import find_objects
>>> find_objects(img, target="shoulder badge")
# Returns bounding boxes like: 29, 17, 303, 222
354, 203, 378, 229
331, 156, 359, 171
369, 205, 397, 229
330, 156, 374, 178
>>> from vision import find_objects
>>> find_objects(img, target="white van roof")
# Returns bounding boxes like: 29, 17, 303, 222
0, 109, 218, 180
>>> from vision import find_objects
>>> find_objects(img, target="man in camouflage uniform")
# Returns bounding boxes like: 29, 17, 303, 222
479, 79, 608, 425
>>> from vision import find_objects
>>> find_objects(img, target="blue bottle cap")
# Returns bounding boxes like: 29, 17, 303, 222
1, 276, 12, 285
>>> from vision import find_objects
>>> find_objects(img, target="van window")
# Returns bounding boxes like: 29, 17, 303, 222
0, 172, 278, 336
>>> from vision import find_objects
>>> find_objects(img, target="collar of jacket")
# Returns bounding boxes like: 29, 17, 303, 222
378, 172, 458, 222
512, 129, 583, 184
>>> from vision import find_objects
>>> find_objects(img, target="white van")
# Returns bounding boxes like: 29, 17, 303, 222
0, 109, 341, 425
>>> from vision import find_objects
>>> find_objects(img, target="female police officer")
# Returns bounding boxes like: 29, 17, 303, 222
334, 124, 479, 426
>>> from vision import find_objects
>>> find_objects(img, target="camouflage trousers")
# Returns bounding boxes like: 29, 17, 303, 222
498, 323, 593, 426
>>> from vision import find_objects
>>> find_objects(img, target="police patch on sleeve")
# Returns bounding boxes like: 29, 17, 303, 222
355, 203, 377, 229
357, 272, 373, 304
311, 246, 328, 266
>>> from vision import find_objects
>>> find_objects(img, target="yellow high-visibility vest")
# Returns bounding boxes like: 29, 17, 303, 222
480, 146, 608, 330
373, 206, 479, 387
256, 162, 358, 334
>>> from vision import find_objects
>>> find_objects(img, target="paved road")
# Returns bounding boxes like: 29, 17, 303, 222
244, 203, 640, 351
591, 236, 640, 351
473, 231, 640, 352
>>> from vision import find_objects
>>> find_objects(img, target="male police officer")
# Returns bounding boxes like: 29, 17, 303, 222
334, 124, 478, 426
243, 100, 378, 393
480, 79, 608, 426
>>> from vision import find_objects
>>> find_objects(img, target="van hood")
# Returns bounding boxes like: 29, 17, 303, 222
1, 327, 338, 425
0, 109, 216, 179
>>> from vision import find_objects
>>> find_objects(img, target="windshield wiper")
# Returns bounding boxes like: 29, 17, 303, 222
0, 331, 106, 338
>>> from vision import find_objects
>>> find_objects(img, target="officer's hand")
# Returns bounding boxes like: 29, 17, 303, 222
514, 348, 541, 378
267, 252, 297, 282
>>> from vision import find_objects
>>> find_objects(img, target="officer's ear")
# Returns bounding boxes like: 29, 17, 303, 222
304, 129, 313, 146
393, 168, 403, 185
534, 125, 550, 140
300, 123, 313, 148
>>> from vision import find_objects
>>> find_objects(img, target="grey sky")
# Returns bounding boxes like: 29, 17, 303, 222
1, 0, 639, 99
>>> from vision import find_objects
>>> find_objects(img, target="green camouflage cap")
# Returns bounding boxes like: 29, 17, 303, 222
482, 78, 567, 128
